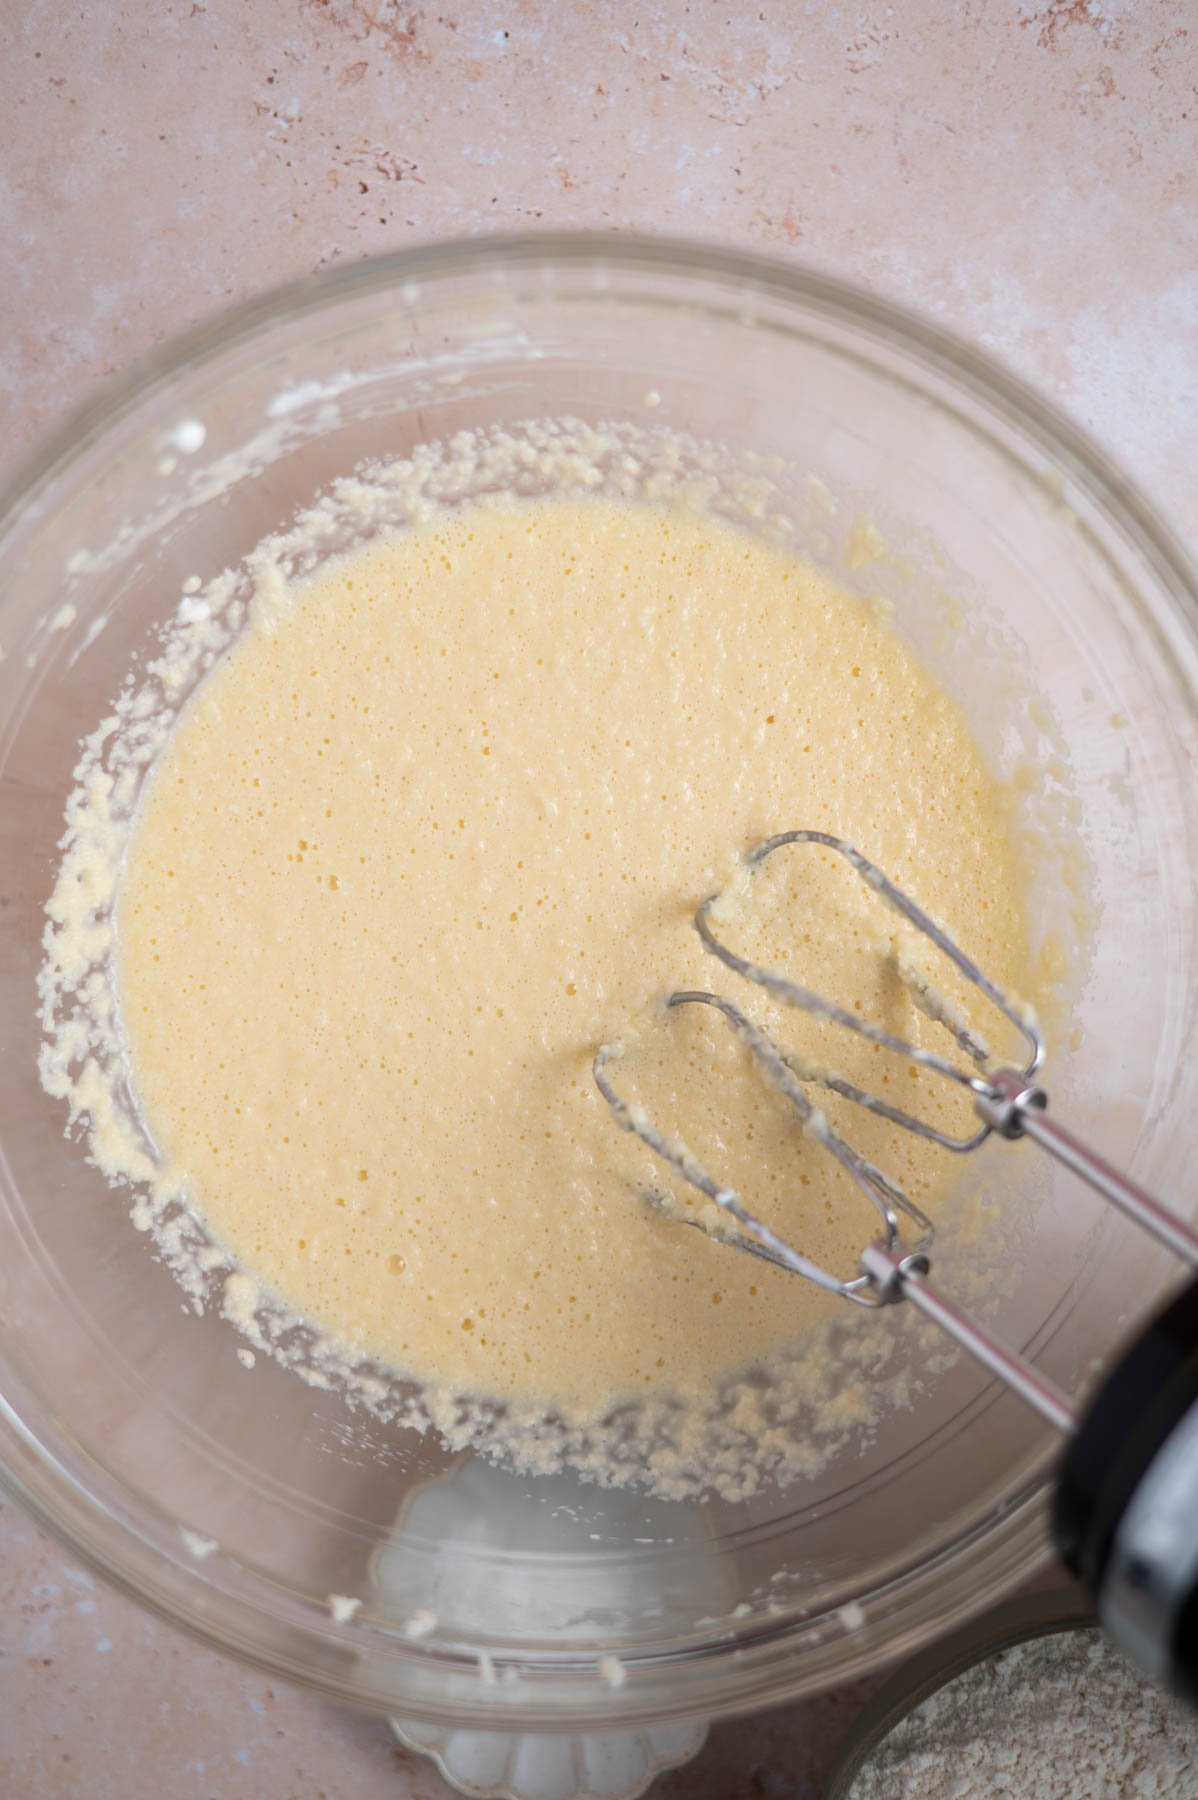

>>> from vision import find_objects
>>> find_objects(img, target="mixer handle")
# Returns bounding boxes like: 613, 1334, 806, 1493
862, 1243, 1198, 1705
1054, 1273, 1198, 1706
970, 1070, 1198, 1696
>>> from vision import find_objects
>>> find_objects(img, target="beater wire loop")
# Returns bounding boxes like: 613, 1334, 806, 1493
594, 830, 1041, 1300
694, 830, 1044, 1154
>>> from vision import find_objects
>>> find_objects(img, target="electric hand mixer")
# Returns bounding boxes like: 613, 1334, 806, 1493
594, 830, 1198, 1702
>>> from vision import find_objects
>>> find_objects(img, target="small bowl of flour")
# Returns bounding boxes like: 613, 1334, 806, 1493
828, 1591, 1198, 1799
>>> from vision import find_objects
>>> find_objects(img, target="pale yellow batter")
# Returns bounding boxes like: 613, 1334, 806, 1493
115, 495, 1027, 1421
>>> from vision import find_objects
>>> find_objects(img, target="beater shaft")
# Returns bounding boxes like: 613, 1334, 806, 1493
860, 1240, 1077, 1434
979, 1069, 1198, 1269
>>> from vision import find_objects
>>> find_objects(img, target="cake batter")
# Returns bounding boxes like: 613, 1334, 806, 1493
113, 494, 1028, 1419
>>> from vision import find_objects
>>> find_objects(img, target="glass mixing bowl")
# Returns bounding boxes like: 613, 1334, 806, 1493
1, 237, 1196, 1731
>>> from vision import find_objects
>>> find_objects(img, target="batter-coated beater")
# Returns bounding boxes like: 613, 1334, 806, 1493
595, 831, 1198, 1701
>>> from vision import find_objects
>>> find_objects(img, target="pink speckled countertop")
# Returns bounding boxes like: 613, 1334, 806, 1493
2, 4, 1196, 1796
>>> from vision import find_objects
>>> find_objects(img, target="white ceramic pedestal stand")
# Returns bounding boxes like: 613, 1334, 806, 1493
389, 1713, 708, 1800
373, 1459, 724, 1800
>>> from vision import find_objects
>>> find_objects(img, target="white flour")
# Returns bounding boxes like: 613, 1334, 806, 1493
846, 1629, 1197, 1798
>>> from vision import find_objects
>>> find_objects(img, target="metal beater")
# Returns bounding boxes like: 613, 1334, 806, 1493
594, 830, 1198, 1699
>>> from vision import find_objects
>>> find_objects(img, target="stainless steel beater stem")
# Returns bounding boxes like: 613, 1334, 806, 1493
978, 1070, 1198, 1271
860, 1240, 1077, 1435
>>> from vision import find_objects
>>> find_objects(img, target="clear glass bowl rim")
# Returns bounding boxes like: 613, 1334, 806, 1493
2, 231, 1198, 1728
